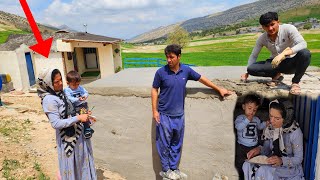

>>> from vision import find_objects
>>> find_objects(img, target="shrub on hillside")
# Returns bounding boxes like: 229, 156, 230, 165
166, 27, 190, 48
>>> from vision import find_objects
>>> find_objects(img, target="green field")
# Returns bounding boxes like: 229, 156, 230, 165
190, 34, 254, 42
123, 33, 320, 67
0, 30, 29, 44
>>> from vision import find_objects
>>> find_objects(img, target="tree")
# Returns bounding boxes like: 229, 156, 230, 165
303, 23, 312, 30
166, 27, 190, 48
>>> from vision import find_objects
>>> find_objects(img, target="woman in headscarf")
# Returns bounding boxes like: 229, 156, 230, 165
37, 68, 97, 180
242, 98, 304, 180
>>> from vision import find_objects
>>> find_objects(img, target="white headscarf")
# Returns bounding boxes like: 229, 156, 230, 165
37, 68, 59, 100
262, 99, 299, 156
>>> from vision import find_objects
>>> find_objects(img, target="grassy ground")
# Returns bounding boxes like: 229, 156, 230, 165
0, 29, 29, 44
123, 5, 320, 67
81, 71, 100, 77
122, 32, 320, 67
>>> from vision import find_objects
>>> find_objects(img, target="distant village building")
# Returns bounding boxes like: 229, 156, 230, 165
0, 31, 122, 91
237, 26, 262, 34
307, 18, 318, 23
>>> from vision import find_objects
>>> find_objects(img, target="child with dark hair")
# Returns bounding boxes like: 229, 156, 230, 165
64, 70, 94, 139
235, 94, 267, 180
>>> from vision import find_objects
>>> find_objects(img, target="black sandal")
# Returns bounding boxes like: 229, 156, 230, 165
267, 75, 284, 87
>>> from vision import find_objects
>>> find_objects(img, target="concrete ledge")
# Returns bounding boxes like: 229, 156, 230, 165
83, 66, 320, 98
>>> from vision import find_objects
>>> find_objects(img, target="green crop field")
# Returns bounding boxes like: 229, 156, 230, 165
0, 30, 29, 44
123, 33, 320, 67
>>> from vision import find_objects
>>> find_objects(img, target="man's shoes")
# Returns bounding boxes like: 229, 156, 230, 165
290, 83, 301, 95
160, 169, 180, 180
173, 169, 187, 179
267, 74, 284, 87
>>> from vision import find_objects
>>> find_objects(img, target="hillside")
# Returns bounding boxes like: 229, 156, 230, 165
129, 0, 320, 43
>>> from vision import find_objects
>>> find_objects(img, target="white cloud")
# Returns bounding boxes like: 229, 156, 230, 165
40, 0, 192, 36
0, 0, 259, 39
0, 1, 24, 16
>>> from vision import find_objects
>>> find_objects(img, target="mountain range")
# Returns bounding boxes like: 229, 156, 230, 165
129, 0, 320, 43
0, 10, 58, 33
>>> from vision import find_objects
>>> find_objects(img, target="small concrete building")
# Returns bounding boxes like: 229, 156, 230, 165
0, 31, 122, 91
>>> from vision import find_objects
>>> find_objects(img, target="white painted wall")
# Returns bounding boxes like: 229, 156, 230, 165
33, 52, 67, 87
16, 47, 32, 90
0, 51, 23, 90
112, 43, 122, 71
97, 44, 114, 78
71, 41, 104, 48
63, 52, 75, 75
0, 40, 121, 91
56, 39, 73, 52
75, 48, 86, 75
70, 42, 116, 77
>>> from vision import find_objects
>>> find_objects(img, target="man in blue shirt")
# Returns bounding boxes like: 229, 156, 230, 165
151, 44, 232, 179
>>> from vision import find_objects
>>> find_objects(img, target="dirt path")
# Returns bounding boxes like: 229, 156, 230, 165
0, 93, 125, 180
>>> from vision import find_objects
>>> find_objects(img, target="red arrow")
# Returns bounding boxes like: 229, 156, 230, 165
19, 0, 53, 58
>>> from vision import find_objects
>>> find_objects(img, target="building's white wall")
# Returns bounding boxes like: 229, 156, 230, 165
0, 40, 120, 91
56, 39, 73, 52
33, 52, 67, 87
71, 41, 104, 48
70, 42, 116, 77
112, 43, 122, 72
75, 48, 86, 76
0, 51, 23, 90
63, 52, 75, 74
97, 44, 114, 78
16, 48, 32, 90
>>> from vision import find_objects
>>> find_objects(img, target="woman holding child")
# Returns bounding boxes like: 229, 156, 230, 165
37, 68, 97, 180
243, 99, 304, 180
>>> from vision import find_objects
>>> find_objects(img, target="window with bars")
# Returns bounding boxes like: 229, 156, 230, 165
84, 48, 97, 54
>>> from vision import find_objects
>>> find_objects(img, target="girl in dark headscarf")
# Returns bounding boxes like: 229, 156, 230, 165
38, 68, 97, 180
242, 99, 304, 180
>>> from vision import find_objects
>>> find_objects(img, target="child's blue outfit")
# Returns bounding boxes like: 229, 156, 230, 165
64, 86, 93, 139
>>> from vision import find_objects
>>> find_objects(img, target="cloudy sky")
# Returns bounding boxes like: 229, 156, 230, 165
0, 0, 257, 39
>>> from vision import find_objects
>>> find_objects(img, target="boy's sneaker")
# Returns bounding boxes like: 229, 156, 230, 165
84, 128, 94, 139
160, 169, 180, 180
174, 170, 188, 179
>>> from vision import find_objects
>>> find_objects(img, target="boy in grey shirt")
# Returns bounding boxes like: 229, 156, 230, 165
241, 12, 311, 95
235, 94, 266, 179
